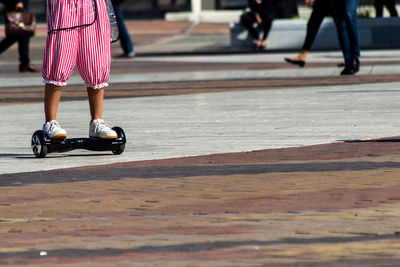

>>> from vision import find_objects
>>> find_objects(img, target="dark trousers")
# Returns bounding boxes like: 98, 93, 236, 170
241, 12, 274, 41
112, 3, 134, 55
375, 0, 398, 17
274, 0, 298, 18
0, 0, 31, 67
302, 0, 331, 51
0, 36, 30, 66
330, 0, 360, 64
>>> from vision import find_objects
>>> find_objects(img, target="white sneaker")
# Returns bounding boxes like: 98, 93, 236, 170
89, 119, 117, 139
42, 120, 67, 139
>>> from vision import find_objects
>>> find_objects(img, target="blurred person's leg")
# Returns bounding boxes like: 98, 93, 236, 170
330, 0, 360, 74
286, 8, 325, 64
259, 0, 275, 48
18, 37, 29, 66
375, 0, 384, 17
385, 0, 399, 16
259, 17, 273, 47
302, 0, 331, 52
18, 37, 36, 72
331, 0, 351, 62
240, 12, 259, 40
345, 0, 360, 63
286, 0, 331, 66
0, 37, 17, 55
112, 3, 134, 57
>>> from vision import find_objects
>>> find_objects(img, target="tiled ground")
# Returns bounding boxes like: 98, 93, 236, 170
1, 142, 400, 265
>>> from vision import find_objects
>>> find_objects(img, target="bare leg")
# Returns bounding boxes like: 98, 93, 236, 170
87, 87, 117, 139
256, 39, 266, 48
292, 50, 309, 61
87, 87, 104, 120
44, 83, 63, 122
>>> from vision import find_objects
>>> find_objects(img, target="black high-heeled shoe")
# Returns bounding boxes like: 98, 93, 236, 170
284, 57, 306, 67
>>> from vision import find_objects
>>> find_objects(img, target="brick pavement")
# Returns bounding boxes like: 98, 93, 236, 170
1, 141, 400, 265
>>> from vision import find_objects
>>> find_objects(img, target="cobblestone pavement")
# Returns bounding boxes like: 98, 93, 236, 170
1, 21, 400, 266
2, 142, 400, 265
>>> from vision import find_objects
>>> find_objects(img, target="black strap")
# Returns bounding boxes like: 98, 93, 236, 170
47, 0, 98, 34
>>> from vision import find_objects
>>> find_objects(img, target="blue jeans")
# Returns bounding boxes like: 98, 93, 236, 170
112, 3, 134, 55
330, 0, 360, 64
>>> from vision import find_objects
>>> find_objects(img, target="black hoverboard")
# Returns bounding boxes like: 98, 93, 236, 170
31, 127, 126, 158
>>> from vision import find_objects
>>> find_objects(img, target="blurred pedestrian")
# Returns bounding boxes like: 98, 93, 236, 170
0, 0, 36, 72
330, 0, 360, 75
285, 0, 331, 67
112, 0, 135, 58
374, 0, 398, 17
240, 0, 275, 49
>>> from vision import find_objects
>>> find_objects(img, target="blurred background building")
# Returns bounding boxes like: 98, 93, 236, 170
7, 0, 305, 21
1, 0, 377, 22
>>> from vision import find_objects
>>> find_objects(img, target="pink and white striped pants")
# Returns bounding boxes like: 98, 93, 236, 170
42, 0, 111, 89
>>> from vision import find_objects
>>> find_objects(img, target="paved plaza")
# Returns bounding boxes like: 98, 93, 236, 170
1, 21, 400, 265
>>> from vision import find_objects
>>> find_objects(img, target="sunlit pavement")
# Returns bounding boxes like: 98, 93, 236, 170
1, 21, 400, 266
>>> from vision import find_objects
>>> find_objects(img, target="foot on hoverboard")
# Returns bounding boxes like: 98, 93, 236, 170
43, 120, 67, 140
31, 126, 126, 158
89, 119, 117, 139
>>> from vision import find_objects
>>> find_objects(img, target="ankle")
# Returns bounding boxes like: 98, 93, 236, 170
297, 51, 308, 61
91, 118, 102, 122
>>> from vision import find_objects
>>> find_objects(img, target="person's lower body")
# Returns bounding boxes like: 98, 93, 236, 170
386, 0, 399, 16
0, 36, 16, 58
0, 36, 36, 72
258, 1, 275, 49
42, 0, 116, 139
18, 37, 36, 72
286, 0, 331, 67
43, 84, 116, 139
112, 3, 134, 58
375, 0, 398, 17
375, 0, 384, 16
241, 12, 274, 49
240, 12, 260, 47
331, 0, 361, 75
258, 16, 274, 49
302, 0, 331, 51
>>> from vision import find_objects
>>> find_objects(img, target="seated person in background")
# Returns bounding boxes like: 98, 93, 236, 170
240, 0, 275, 49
